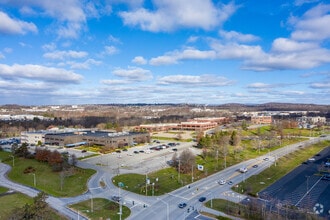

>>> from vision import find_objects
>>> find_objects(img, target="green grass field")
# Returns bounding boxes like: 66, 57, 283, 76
0, 191, 65, 219
0, 151, 96, 197
70, 198, 131, 220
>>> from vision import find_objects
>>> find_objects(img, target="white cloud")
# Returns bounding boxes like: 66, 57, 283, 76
271, 38, 318, 52
0, 63, 83, 83
150, 48, 216, 65
67, 59, 102, 69
42, 42, 57, 51
0, 11, 37, 35
112, 66, 152, 81
210, 42, 264, 60
243, 46, 330, 71
158, 74, 234, 87
247, 83, 272, 89
0, 53, 4, 59
219, 30, 260, 43
119, 0, 237, 32
132, 56, 147, 65
43, 50, 88, 60
101, 79, 130, 85
0, 0, 89, 38
310, 81, 330, 89
108, 35, 121, 44
103, 46, 119, 55
186, 36, 199, 43
290, 4, 330, 41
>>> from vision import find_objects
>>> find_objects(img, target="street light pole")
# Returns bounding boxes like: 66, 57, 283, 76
145, 172, 148, 196
178, 160, 180, 182
32, 173, 36, 187
10, 155, 14, 167
91, 195, 93, 212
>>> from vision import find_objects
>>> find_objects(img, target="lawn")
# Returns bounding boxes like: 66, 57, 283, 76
70, 198, 131, 220
112, 168, 194, 196
232, 140, 330, 196
0, 191, 65, 219
0, 151, 96, 197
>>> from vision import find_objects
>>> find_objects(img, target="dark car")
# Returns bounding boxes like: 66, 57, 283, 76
178, 202, 187, 208
111, 196, 121, 202
133, 151, 139, 154
81, 150, 87, 153
199, 197, 206, 202
252, 164, 258, 168
228, 180, 233, 185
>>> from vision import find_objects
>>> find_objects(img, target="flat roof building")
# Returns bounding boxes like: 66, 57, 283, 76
44, 130, 150, 149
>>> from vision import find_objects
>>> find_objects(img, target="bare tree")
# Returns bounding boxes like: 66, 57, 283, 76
217, 134, 230, 168
178, 149, 195, 174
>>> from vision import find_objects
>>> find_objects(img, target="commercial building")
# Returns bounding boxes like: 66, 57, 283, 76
44, 130, 150, 148
251, 115, 272, 124
21, 131, 47, 145
135, 117, 229, 132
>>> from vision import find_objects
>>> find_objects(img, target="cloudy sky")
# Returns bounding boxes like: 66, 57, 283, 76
0, 0, 330, 105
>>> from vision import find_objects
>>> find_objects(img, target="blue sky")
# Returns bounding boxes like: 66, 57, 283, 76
0, 0, 330, 105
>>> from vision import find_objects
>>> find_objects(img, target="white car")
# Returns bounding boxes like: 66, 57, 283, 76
218, 179, 226, 185
239, 167, 248, 173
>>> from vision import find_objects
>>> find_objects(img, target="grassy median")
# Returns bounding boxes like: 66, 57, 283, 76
70, 198, 130, 220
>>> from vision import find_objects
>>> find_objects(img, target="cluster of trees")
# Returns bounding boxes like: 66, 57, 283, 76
34, 148, 77, 172
171, 149, 196, 174
12, 143, 77, 172
198, 130, 242, 168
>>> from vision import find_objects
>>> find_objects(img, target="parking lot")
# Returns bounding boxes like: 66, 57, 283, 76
259, 147, 330, 217
82, 141, 200, 174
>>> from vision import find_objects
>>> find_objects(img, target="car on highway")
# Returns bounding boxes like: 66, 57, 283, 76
133, 151, 139, 154
239, 167, 248, 173
252, 164, 258, 168
263, 157, 269, 161
199, 197, 206, 202
228, 180, 233, 185
218, 179, 226, 185
178, 202, 187, 208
